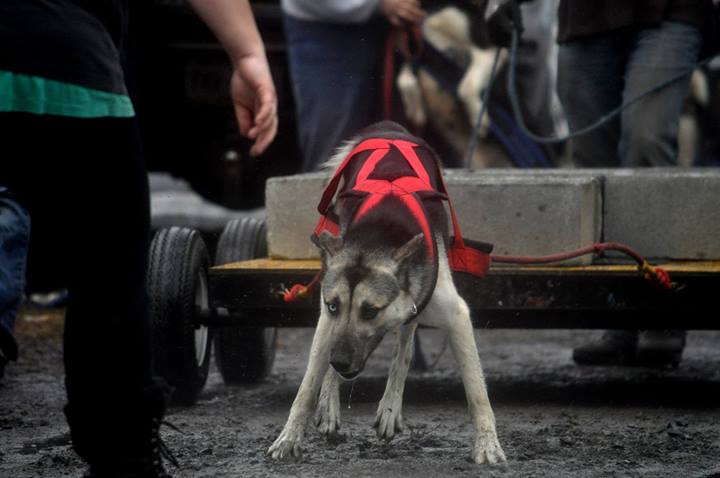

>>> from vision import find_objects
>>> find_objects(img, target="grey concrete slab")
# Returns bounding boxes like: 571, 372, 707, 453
453, 167, 720, 260
445, 173, 602, 264
266, 167, 720, 262
266, 171, 603, 264
266, 173, 329, 259
602, 168, 720, 260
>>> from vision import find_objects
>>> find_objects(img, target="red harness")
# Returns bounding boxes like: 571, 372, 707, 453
313, 136, 492, 278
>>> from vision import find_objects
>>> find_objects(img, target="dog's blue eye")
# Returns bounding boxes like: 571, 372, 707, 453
326, 300, 339, 315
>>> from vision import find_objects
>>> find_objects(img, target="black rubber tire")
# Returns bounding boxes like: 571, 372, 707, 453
214, 217, 277, 384
148, 227, 212, 405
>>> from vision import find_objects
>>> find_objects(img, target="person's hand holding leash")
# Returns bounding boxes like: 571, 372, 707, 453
189, 0, 278, 156
381, 0, 426, 27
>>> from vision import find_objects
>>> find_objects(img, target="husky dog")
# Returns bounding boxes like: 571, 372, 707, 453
268, 121, 506, 464
396, 4, 511, 168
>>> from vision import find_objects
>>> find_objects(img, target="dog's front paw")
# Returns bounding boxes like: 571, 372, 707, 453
268, 427, 304, 461
315, 396, 341, 437
373, 402, 403, 442
472, 432, 506, 464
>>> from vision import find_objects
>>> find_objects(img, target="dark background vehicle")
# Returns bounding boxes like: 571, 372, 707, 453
24, 1, 295, 295
127, 0, 300, 210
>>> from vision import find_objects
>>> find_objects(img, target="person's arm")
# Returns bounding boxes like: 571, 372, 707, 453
188, 0, 277, 156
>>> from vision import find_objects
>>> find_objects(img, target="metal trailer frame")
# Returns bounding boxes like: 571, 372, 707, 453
149, 220, 718, 405
206, 259, 720, 330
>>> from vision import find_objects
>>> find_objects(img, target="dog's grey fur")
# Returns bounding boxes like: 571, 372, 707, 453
268, 124, 506, 464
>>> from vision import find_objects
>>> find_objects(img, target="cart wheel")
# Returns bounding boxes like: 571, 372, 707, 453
148, 227, 211, 405
214, 217, 277, 383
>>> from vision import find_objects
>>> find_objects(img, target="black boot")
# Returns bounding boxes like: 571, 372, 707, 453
636, 330, 686, 368
572, 330, 638, 366
66, 379, 177, 478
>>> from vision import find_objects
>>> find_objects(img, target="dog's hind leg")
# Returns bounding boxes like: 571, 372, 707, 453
374, 321, 418, 441
442, 292, 505, 464
315, 368, 341, 437
422, 259, 506, 464
447, 300, 505, 463
269, 310, 333, 460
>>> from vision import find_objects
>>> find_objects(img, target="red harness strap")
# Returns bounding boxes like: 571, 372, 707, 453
313, 137, 491, 278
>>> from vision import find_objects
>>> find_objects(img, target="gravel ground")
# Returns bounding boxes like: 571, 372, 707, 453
2, 309, 720, 477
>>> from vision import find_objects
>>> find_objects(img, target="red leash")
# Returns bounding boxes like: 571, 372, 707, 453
281, 242, 676, 303
491, 242, 675, 290
383, 25, 424, 120
281, 271, 323, 303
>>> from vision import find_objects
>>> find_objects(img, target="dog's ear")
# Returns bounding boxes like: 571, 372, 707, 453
393, 234, 427, 296
393, 233, 424, 265
316, 231, 344, 257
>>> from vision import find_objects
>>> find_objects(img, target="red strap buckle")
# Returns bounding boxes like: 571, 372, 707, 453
448, 244, 491, 278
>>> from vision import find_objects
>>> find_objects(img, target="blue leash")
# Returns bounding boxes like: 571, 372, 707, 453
464, 24, 717, 167
506, 28, 717, 144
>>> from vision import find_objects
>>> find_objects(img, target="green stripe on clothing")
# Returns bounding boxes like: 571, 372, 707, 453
0, 70, 134, 118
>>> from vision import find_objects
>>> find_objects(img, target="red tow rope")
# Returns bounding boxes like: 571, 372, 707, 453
281, 271, 323, 303
491, 242, 676, 290
281, 242, 676, 303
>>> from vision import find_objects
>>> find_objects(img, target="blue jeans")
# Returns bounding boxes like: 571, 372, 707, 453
283, 14, 387, 172
0, 186, 29, 361
558, 21, 702, 167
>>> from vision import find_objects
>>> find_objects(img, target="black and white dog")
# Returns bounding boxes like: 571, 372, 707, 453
396, 3, 511, 167
269, 121, 506, 464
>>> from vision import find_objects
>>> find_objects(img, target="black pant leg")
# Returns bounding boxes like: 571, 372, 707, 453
0, 113, 165, 463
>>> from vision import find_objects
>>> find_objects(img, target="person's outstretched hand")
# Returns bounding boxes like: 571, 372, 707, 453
231, 54, 278, 157
381, 0, 426, 27
188, 0, 278, 157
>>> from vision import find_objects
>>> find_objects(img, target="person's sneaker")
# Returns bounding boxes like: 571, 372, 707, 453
636, 330, 686, 368
572, 330, 638, 366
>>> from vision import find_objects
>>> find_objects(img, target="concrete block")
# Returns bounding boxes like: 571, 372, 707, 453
470, 167, 720, 260
444, 172, 602, 264
266, 173, 329, 259
602, 168, 720, 260
266, 170, 603, 264
266, 167, 720, 262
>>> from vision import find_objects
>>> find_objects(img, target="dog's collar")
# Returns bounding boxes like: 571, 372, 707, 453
403, 301, 419, 325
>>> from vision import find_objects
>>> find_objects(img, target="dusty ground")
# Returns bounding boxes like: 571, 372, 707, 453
2, 309, 720, 477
